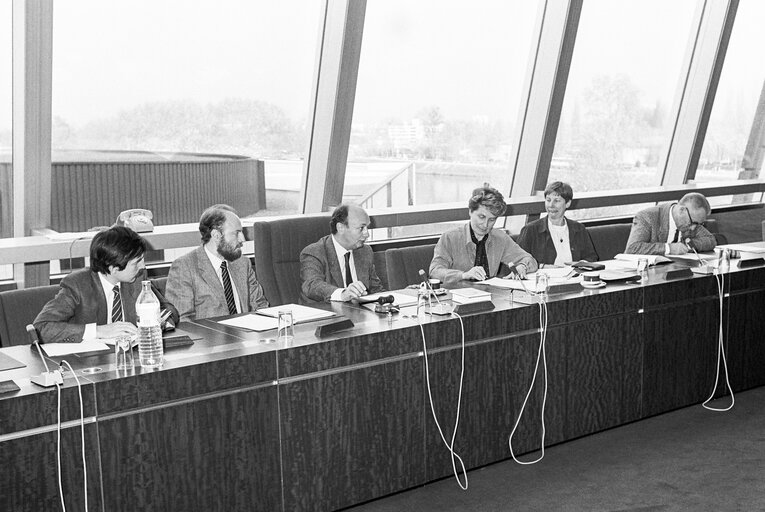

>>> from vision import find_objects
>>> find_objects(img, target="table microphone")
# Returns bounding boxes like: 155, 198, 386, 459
27, 325, 64, 387
418, 269, 452, 315
685, 238, 705, 267
354, 295, 394, 305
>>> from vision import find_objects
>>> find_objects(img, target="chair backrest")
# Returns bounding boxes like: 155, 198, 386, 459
251, 214, 332, 306
586, 223, 632, 261
151, 276, 168, 295
0, 285, 59, 347
384, 244, 436, 290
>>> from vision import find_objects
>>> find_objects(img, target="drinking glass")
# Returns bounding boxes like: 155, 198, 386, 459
115, 334, 135, 371
277, 310, 294, 343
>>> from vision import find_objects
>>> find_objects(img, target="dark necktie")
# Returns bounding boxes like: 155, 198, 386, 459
344, 252, 353, 287
470, 228, 490, 277
672, 229, 680, 243
111, 285, 123, 323
221, 261, 237, 315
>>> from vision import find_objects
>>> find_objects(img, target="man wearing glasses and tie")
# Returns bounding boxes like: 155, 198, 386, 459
299, 204, 384, 304
166, 204, 269, 321
34, 226, 179, 343
625, 192, 717, 255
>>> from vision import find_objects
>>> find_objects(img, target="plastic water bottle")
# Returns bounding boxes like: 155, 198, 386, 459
136, 280, 163, 369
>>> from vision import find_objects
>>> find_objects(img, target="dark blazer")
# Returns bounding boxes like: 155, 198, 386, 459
299, 235, 384, 304
625, 203, 716, 255
33, 268, 179, 343
166, 246, 268, 321
518, 217, 599, 265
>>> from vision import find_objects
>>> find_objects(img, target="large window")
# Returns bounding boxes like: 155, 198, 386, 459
696, 0, 765, 199
552, 0, 698, 218
1, 1, 10, 280
347, 0, 538, 235
52, 0, 322, 222
1, 0, 11, 241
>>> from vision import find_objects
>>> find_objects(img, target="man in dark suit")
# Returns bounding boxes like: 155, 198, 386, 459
34, 226, 179, 343
300, 204, 384, 304
625, 192, 717, 255
166, 204, 268, 321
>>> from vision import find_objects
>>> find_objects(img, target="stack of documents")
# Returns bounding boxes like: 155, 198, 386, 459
450, 287, 492, 304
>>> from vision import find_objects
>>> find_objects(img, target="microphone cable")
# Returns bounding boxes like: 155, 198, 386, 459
417, 309, 468, 490
702, 270, 734, 412
508, 290, 549, 465
56, 360, 89, 512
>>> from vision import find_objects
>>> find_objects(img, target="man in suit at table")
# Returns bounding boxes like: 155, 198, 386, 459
166, 204, 269, 321
34, 226, 179, 343
625, 192, 717, 255
299, 204, 384, 304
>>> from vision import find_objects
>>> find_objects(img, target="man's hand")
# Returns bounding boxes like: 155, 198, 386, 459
514, 263, 528, 279
668, 243, 690, 255
96, 322, 137, 339
340, 281, 367, 302
462, 266, 487, 281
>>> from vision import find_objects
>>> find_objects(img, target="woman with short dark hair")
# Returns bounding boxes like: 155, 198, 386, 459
517, 181, 598, 267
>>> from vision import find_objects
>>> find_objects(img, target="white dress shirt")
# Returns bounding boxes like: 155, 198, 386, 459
204, 247, 242, 313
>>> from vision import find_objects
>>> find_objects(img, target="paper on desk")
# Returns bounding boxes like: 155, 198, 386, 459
483, 273, 580, 292
219, 314, 278, 332
42, 341, 111, 357
482, 277, 543, 292
718, 243, 765, 254
534, 267, 576, 279
256, 304, 335, 323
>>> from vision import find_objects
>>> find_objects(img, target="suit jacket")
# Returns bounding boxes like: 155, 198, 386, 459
429, 224, 538, 284
626, 203, 716, 255
299, 235, 384, 304
33, 268, 179, 343
166, 246, 269, 321
517, 217, 599, 265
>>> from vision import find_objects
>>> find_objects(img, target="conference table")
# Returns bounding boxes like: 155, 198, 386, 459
1, 252, 764, 512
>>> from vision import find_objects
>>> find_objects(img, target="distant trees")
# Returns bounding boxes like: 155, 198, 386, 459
53, 98, 305, 159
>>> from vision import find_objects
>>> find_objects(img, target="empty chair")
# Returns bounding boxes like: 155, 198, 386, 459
384, 244, 436, 290
251, 214, 332, 306
586, 224, 632, 260
0, 285, 59, 347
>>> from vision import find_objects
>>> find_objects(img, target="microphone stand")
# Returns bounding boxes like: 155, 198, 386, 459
686, 238, 715, 274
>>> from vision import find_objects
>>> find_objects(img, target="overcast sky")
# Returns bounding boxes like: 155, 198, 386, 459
1, 0, 763, 133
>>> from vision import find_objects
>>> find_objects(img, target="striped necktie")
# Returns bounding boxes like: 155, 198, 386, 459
221, 261, 238, 315
111, 285, 123, 323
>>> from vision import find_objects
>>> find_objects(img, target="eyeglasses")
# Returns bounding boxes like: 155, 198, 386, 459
684, 208, 706, 229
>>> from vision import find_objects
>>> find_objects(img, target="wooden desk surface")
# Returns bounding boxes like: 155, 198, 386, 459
1, 260, 764, 511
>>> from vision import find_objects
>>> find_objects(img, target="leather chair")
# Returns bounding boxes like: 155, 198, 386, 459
586, 224, 632, 261
251, 214, 332, 306
384, 244, 436, 290
0, 285, 59, 347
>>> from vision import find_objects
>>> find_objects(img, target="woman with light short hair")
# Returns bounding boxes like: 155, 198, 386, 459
429, 185, 538, 284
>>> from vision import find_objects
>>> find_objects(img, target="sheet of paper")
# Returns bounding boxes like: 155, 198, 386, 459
42, 341, 111, 357
532, 266, 575, 279
668, 253, 717, 262
219, 314, 279, 332
718, 243, 765, 254
482, 277, 539, 292
256, 304, 336, 323
615, 254, 670, 265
